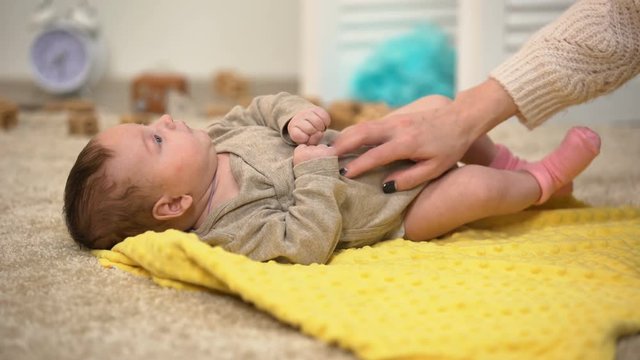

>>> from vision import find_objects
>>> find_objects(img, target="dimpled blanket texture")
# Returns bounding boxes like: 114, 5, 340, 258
94, 206, 640, 360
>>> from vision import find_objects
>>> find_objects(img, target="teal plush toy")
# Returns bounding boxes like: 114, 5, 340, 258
350, 25, 456, 108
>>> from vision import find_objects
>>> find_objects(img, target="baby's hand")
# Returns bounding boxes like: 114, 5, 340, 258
288, 106, 331, 145
293, 144, 336, 166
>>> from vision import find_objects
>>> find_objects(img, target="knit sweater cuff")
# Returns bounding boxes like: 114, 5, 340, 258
490, 53, 568, 130
490, 0, 640, 129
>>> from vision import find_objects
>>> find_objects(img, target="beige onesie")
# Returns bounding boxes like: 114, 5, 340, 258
193, 93, 424, 265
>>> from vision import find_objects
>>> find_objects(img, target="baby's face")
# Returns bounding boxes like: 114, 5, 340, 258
96, 114, 218, 200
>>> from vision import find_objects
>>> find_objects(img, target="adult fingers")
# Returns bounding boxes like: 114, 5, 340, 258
332, 121, 390, 156
340, 139, 410, 178
383, 159, 453, 192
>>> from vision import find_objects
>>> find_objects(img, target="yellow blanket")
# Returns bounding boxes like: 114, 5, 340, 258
94, 206, 640, 360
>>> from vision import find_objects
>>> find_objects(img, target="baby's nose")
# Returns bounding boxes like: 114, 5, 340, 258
158, 114, 175, 129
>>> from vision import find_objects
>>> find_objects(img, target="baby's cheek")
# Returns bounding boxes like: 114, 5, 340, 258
170, 155, 191, 174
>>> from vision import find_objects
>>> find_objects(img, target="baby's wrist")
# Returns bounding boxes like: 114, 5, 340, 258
293, 156, 339, 177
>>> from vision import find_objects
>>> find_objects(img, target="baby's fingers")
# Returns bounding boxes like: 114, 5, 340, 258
310, 107, 331, 130
298, 113, 325, 135
289, 127, 310, 144
307, 131, 324, 145
293, 117, 319, 135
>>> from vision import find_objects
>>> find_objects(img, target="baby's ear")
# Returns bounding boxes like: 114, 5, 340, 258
152, 195, 193, 220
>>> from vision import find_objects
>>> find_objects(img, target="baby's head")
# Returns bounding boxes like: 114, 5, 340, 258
64, 115, 218, 249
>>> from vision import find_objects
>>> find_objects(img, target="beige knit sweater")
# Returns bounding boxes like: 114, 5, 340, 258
491, 0, 640, 128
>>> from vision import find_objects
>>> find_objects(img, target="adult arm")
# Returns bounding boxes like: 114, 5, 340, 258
333, 0, 640, 191
492, 0, 640, 128
333, 79, 516, 191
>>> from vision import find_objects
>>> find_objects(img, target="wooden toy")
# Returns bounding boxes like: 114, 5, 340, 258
205, 102, 235, 118
327, 100, 360, 130
237, 95, 252, 108
212, 70, 249, 100
328, 100, 392, 130
0, 99, 19, 130
68, 113, 99, 135
204, 95, 262, 118
66, 99, 98, 135
353, 102, 391, 124
120, 113, 152, 125
64, 99, 96, 114
132, 73, 188, 113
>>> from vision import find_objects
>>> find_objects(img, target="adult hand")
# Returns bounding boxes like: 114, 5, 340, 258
333, 107, 472, 192
332, 79, 517, 192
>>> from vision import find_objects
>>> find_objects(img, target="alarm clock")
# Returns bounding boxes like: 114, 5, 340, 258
29, 1, 106, 94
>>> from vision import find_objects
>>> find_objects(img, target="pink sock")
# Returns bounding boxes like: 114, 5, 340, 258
490, 144, 574, 197
489, 144, 529, 170
523, 127, 601, 204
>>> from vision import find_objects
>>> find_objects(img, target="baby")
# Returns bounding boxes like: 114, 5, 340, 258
64, 92, 600, 264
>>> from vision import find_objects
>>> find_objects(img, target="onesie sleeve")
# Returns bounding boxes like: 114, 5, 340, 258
220, 92, 315, 144
220, 157, 346, 265
490, 0, 640, 128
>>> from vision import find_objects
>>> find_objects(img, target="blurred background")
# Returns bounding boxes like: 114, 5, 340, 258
0, 0, 638, 124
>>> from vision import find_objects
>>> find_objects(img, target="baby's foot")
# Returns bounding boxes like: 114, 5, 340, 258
490, 144, 573, 197
523, 127, 600, 204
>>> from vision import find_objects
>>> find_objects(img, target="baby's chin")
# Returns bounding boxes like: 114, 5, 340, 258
194, 128, 209, 141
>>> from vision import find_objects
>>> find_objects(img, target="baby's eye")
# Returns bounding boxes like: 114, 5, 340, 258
153, 134, 163, 144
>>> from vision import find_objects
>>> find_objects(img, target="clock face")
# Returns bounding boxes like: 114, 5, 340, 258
30, 28, 90, 93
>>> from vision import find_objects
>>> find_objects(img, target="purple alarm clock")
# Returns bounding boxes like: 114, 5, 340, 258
31, 26, 89, 94
30, 22, 105, 95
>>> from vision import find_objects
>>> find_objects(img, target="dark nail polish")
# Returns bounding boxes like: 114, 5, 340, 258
339, 168, 347, 176
382, 181, 396, 194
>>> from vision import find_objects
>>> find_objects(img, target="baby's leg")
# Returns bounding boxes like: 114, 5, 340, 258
388, 97, 589, 200
403, 127, 600, 240
464, 128, 584, 198
403, 165, 540, 240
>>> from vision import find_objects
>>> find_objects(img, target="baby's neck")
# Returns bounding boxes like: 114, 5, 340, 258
192, 153, 239, 229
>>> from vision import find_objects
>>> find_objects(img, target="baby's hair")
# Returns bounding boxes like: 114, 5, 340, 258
63, 139, 164, 249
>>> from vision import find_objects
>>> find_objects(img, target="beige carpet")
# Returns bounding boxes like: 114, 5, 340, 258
1, 111, 639, 360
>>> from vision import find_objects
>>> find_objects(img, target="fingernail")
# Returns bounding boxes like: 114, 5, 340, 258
382, 181, 396, 194
339, 168, 347, 176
